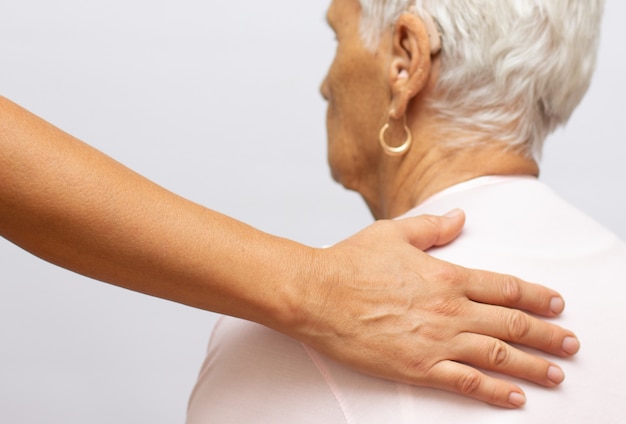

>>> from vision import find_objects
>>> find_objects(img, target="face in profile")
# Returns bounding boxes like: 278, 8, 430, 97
321, 0, 390, 193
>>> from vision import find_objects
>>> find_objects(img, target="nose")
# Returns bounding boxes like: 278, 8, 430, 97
320, 76, 330, 101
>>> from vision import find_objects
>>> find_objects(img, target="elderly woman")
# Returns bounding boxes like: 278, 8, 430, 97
186, 0, 626, 422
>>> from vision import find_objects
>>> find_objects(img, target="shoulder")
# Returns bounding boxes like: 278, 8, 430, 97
186, 317, 350, 424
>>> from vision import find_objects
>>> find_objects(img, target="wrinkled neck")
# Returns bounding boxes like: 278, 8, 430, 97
362, 137, 539, 220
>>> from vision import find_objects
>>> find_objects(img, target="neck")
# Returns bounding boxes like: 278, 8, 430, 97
361, 131, 539, 220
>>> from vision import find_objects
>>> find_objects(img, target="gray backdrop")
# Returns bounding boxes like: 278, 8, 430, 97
1, 1, 624, 422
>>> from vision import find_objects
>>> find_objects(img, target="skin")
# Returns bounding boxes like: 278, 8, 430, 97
321, 0, 576, 408
0, 4, 577, 408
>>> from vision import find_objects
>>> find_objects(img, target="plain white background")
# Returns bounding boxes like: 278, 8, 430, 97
0, 1, 624, 422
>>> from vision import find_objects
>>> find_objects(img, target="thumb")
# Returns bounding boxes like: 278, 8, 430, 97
396, 209, 465, 250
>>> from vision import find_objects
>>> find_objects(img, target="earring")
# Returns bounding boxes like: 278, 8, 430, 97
379, 117, 412, 157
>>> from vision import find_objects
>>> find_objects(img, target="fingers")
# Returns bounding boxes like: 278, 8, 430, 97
465, 302, 579, 357
461, 267, 566, 318
426, 360, 527, 408
394, 209, 466, 250
426, 330, 570, 408
450, 332, 565, 387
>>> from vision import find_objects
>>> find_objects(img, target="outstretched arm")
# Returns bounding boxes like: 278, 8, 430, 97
0, 96, 577, 408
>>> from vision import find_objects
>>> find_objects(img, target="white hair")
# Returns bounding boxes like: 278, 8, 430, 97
358, 0, 604, 158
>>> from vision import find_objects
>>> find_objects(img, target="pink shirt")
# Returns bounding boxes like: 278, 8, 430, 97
187, 176, 626, 423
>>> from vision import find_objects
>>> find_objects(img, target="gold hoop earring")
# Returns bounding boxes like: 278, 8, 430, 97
379, 118, 412, 157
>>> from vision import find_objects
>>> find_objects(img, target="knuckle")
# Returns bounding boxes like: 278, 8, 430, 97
407, 357, 430, 376
420, 214, 441, 229
428, 296, 463, 317
506, 310, 531, 340
414, 214, 445, 246
488, 340, 510, 368
456, 371, 482, 395
433, 263, 463, 287
500, 276, 523, 304
371, 219, 399, 237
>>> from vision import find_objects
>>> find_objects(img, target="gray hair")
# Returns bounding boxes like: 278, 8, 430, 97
359, 0, 604, 158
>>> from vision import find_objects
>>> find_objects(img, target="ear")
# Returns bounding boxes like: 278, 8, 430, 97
388, 12, 440, 119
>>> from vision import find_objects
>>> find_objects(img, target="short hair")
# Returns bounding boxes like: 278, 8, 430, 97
358, 0, 604, 158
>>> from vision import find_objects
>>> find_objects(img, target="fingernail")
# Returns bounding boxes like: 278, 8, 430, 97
550, 296, 565, 314
562, 336, 580, 355
547, 365, 565, 384
508, 391, 526, 407
444, 208, 463, 218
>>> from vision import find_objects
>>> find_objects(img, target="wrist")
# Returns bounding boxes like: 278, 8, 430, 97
273, 245, 343, 345
239, 238, 323, 340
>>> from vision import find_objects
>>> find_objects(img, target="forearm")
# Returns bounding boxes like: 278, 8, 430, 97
0, 96, 308, 326
0, 96, 581, 408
